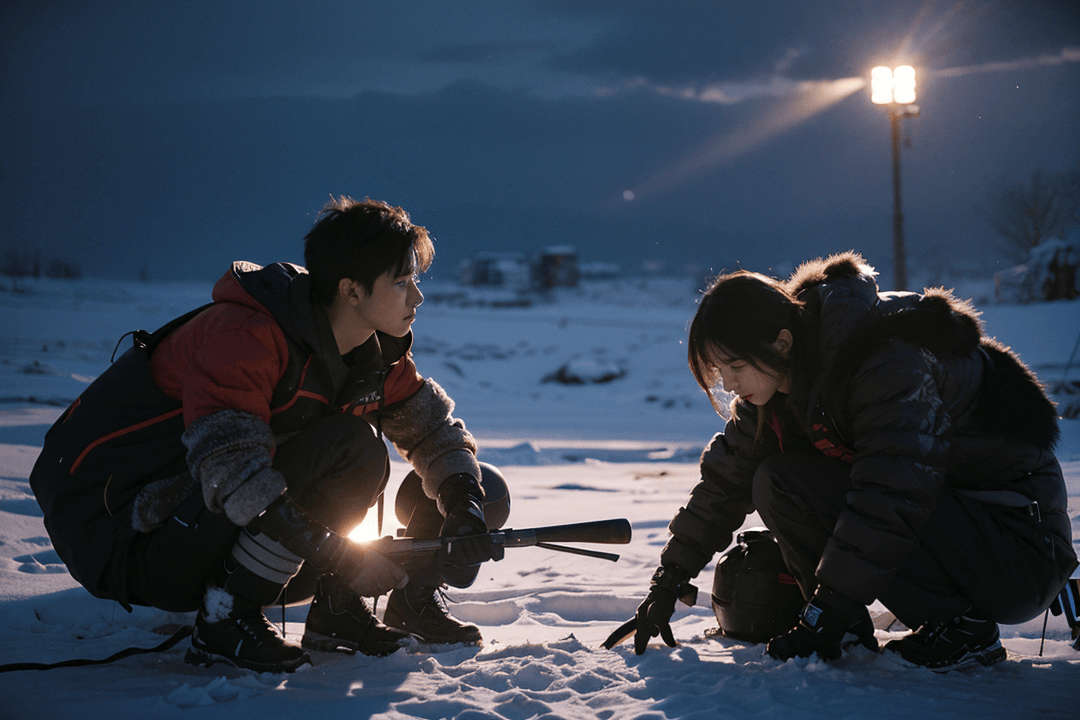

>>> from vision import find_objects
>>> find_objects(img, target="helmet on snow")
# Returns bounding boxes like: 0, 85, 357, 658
711, 528, 805, 643
395, 461, 511, 530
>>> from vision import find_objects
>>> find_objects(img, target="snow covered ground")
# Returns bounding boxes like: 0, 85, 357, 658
1, 273, 1078, 719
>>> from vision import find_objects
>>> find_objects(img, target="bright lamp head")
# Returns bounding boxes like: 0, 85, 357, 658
871, 65, 916, 105
871, 67, 894, 104
893, 65, 916, 104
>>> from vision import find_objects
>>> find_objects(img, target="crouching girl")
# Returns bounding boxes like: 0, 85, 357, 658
631, 252, 1075, 672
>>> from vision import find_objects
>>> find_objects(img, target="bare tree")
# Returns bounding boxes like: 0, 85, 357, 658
986, 168, 1080, 262
2, 246, 81, 288
1, 245, 34, 291
46, 258, 82, 279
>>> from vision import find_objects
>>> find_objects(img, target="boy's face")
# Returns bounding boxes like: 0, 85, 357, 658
351, 266, 424, 339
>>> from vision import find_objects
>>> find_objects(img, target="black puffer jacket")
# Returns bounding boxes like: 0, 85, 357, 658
662, 253, 1072, 606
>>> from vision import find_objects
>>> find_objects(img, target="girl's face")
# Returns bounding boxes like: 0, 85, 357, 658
713, 357, 788, 406
711, 330, 792, 406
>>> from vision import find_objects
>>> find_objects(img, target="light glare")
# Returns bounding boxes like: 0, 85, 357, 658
894, 65, 917, 104
348, 514, 382, 543
870, 65, 916, 105
626, 76, 864, 202
871, 66, 894, 104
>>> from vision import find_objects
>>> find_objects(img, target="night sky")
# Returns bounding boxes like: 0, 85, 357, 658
3, 0, 1078, 287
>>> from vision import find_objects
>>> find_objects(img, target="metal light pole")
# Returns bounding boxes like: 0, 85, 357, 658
871, 66, 919, 291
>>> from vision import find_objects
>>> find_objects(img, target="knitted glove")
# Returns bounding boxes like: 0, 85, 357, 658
182, 409, 286, 526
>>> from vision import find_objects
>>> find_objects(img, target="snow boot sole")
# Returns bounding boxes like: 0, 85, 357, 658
183, 645, 311, 673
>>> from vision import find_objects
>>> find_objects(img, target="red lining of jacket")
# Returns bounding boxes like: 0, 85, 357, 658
69, 408, 184, 474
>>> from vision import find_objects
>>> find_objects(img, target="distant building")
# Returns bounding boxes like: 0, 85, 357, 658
459, 247, 582, 291
458, 252, 531, 292
532, 246, 579, 289
579, 262, 621, 280
994, 234, 1079, 303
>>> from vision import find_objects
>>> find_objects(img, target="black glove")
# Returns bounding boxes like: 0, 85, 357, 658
634, 565, 694, 655
435, 473, 504, 587
766, 588, 865, 662
252, 495, 408, 597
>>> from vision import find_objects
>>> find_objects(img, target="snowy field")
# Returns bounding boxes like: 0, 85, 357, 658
1, 273, 1078, 719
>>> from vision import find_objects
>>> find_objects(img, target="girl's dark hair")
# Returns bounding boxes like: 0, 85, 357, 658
304, 196, 435, 307
688, 270, 804, 416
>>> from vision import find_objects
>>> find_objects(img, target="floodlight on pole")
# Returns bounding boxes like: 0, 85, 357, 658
893, 66, 916, 104
870, 65, 919, 291
871, 66, 895, 104
873, 65, 917, 106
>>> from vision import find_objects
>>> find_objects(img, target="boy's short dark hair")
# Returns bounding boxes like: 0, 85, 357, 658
304, 196, 435, 307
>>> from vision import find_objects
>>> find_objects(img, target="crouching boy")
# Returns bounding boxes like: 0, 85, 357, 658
30, 197, 503, 672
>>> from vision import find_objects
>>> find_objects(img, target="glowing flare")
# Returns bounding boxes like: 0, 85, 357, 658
626, 76, 865, 202
871, 66, 894, 104
871, 65, 916, 105
894, 65, 917, 104
348, 514, 382, 543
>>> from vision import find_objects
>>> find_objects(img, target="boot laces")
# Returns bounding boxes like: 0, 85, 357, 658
914, 615, 987, 647
431, 588, 453, 614
321, 577, 378, 626
240, 611, 287, 645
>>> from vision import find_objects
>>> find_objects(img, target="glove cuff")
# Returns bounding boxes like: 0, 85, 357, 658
436, 472, 484, 516
649, 565, 698, 606
251, 494, 345, 571
649, 564, 692, 592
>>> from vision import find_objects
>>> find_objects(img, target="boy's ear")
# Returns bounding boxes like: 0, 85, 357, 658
772, 328, 793, 358
338, 277, 366, 305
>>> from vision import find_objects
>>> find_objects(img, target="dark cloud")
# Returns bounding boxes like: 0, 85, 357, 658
420, 40, 558, 65
2, 1, 563, 103
541, 0, 1080, 83
1, 1, 1077, 284
5, 1, 1076, 103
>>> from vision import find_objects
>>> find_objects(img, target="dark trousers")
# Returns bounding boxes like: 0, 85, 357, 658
751, 453, 1069, 628
126, 413, 403, 612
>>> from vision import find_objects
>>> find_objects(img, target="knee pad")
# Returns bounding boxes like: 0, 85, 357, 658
395, 462, 511, 530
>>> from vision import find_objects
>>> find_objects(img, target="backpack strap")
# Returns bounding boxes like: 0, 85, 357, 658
110, 303, 217, 362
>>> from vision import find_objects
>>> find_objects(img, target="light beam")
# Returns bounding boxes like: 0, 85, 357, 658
626, 76, 865, 202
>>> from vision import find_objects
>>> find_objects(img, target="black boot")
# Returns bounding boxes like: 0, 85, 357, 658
841, 606, 880, 653
383, 584, 482, 645
302, 574, 414, 656
185, 586, 310, 673
885, 613, 1006, 672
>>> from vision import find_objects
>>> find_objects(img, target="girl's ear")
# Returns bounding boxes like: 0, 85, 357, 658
772, 328, 793, 358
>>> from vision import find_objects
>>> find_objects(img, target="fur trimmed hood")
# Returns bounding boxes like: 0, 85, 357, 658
784, 251, 1059, 451
790, 252, 986, 361
785, 251, 878, 298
